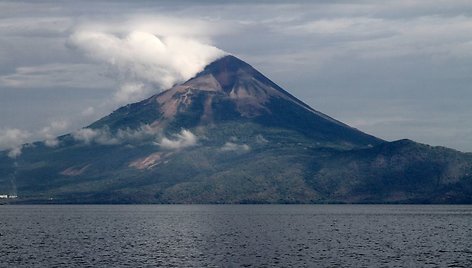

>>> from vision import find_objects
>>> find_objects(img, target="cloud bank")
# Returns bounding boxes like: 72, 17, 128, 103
71, 124, 163, 146
0, 121, 70, 157
71, 126, 198, 151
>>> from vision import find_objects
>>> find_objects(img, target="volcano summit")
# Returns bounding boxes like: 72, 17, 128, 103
1, 55, 471, 204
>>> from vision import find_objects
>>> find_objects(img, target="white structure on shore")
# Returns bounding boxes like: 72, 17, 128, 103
0, 194, 17, 199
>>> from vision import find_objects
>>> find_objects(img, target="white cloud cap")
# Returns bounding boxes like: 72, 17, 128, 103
68, 30, 226, 92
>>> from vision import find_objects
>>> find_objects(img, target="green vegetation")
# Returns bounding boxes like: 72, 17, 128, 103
2, 122, 471, 204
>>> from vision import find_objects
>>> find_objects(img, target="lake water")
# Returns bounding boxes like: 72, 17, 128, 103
1, 205, 471, 267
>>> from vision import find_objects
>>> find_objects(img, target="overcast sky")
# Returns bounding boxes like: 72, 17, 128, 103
0, 0, 471, 152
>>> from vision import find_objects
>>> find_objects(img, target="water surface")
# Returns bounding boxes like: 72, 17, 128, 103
1, 205, 471, 267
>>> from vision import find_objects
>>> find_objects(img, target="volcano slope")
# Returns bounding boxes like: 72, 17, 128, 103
1, 55, 471, 204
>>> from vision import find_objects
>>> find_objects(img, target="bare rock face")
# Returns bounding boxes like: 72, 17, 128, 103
157, 55, 347, 122
154, 55, 303, 120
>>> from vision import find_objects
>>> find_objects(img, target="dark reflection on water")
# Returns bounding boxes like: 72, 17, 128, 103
1, 205, 471, 267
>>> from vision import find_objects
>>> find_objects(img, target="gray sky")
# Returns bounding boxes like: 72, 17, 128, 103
1, 0, 471, 152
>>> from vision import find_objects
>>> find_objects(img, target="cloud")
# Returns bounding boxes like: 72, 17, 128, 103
1, 121, 69, 155
0, 63, 113, 89
72, 127, 119, 145
74, 15, 230, 39
158, 129, 198, 150
0, 128, 31, 158
68, 30, 226, 91
72, 124, 160, 146
220, 142, 250, 152
115, 124, 159, 142
40, 120, 69, 147
0, 16, 72, 37
278, 15, 472, 61
113, 82, 151, 106
7, 147, 23, 159
286, 17, 386, 35
66, 22, 227, 112
81, 106, 96, 117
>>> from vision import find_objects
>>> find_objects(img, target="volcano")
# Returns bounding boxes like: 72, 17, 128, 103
90, 55, 381, 147
1, 55, 471, 204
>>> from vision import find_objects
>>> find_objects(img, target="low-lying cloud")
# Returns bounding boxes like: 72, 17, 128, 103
0, 121, 70, 157
0, 128, 31, 158
40, 120, 69, 147
71, 125, 200, 149
115, 124, 159, 142
220, 142, 251, 152
158, 129, 198, 150
72, 127, 119, 145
